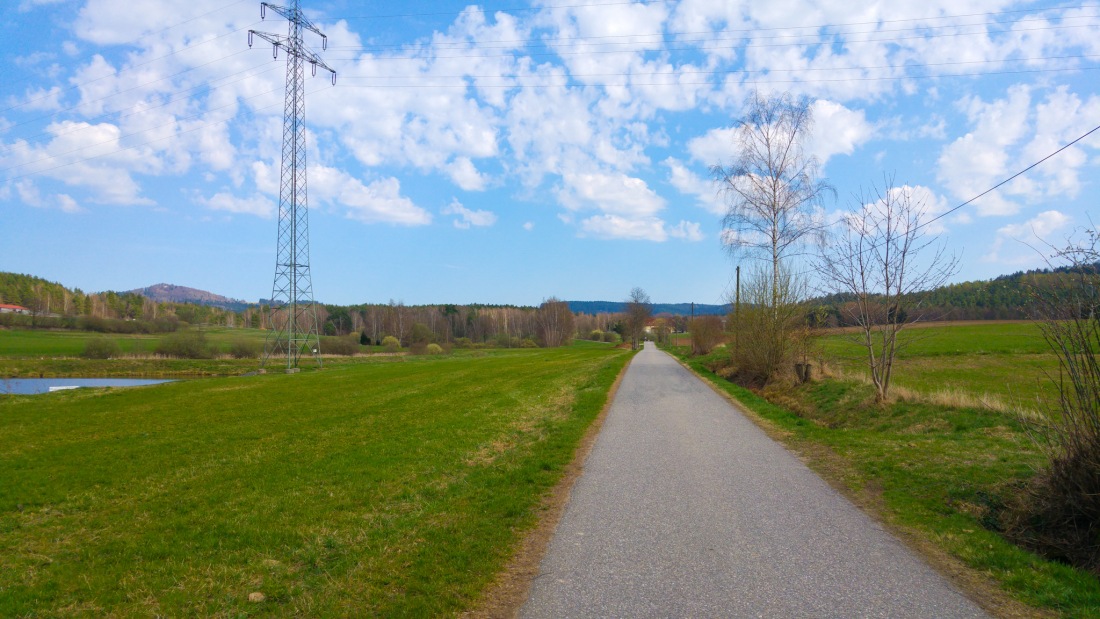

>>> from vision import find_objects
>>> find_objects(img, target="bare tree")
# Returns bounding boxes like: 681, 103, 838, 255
815, 179, 958, 402
625, 287, 652, 350
536, 297, 575, 348
712, 91, 832, 313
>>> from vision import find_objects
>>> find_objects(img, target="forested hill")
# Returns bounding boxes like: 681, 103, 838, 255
568, 301, 729, 316
130, 283, 250, 312
814, 262, 1100, 322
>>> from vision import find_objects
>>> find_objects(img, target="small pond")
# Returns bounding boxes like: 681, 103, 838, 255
1, 378, 176, 395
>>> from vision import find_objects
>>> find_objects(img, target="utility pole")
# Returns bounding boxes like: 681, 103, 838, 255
249, 0, 334, 372
734, 265, 740, 358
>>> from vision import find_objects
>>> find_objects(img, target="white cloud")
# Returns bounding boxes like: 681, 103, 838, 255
580, 214, 667, 241
558, 171, 666, 217
985, 210, 1073, 265
523, 221, 534, 231
665, 157, 724, 215
442, 198, 497, 229
668, 220, 705, 242
203, 192, 274, 218
308, 168, 431, 226
445, 157, 488, 191
938, 85, 1100, 217
937, 85, 1033, 216
687, 127, 737, 166
1, 120, 156, 205
805, 100, 873, 166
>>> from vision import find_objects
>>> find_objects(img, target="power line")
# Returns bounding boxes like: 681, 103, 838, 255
335, 12, 1100, 53
335, 53, 1100, 82
917, 123, 1100, 233
334, 21, 1099, 61
328, 65, 1100, 89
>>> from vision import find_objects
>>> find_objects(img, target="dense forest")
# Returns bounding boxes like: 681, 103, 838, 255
809, 263, 1100, 325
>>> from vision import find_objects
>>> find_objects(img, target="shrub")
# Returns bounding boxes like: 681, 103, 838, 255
228, 339, 260, 359
520, 338, 539, 348
690, 315, 725, 355
155, 330, 212, 359
602, 332, 621, 344
453, 337, 473, 349
320, 335, 359, 356
589, 330, 604, 341
426, 343, 444, 355
1006, 233, 1100, 575
382, 336, 401, 353
83, 337, 121, 359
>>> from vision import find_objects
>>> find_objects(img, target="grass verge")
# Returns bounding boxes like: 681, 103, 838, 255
667, 345, 1100, 619
0, 346, 633, 616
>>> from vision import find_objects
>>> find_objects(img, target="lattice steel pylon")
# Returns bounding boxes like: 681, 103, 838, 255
249, 0, 335, 371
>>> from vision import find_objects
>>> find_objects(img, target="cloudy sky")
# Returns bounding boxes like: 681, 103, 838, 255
1, 0, 1098, 305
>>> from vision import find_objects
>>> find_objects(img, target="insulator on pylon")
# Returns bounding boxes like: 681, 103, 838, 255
321, 34, 327, 51
248, 31, 253, 47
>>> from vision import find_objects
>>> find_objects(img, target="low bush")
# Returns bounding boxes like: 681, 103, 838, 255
453, 337, 473, 349
426, 343, 444, 355
320, 336, 359, 356
155, 330, 211, 359
83, 337, 121, 359
381, 336, 401, 353
228, 339, 260, 359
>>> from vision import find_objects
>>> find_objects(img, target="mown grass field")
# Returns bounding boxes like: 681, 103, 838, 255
670, 320, 1100, 617
818, 321, 1061, 407
0, 345, 632, 616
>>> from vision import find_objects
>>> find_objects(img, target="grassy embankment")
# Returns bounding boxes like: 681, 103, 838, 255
0, 345, 633, 616
669, 321, 1100, 618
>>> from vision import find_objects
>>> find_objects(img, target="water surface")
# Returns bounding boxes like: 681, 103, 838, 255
1, 378, 175, 395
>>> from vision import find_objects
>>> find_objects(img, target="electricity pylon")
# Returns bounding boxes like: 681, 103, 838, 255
249, 1, 334, 371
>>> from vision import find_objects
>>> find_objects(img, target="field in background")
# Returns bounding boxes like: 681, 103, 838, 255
0, 345, 632, 616
0, 326, 269, 358
817, 321, 1061, 409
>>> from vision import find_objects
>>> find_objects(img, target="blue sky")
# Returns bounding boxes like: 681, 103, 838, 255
1, 0, 1098, 306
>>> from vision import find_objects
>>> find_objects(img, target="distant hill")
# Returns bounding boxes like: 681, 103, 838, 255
568, 301, 729, 316
130, 283, 252, 312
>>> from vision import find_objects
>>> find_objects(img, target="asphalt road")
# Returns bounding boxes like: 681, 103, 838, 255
520, 342, 990, 618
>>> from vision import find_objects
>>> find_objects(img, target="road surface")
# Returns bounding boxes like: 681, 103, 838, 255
520, 342, 988, 618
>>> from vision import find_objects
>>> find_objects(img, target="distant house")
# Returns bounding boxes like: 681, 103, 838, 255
0, 304, 30, 314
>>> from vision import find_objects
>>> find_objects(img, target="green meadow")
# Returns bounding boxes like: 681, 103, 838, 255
818, 322, 1062, 408
0, 327, 270, 359
0, 346, 632, 616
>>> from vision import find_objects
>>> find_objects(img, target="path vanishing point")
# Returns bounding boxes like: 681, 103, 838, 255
520, 342, 990, 618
